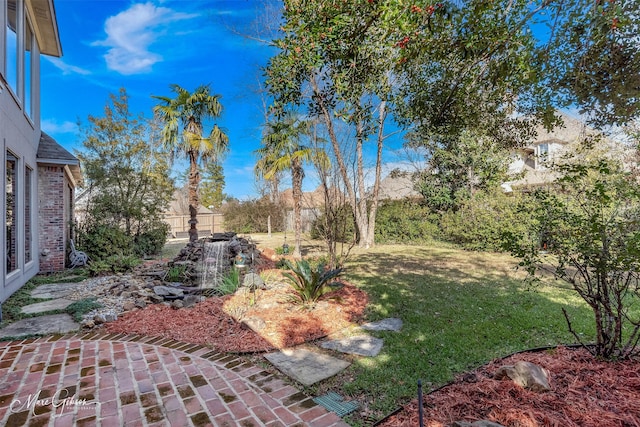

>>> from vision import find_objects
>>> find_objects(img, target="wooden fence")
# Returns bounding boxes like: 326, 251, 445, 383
164, 214, 225, 238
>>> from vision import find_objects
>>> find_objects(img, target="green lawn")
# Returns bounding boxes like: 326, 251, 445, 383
3, 236, 603, 425
317, 243, 596, 425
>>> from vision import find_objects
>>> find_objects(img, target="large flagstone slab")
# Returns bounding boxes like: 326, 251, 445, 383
264, 347, 350, 386
30, 282, 80, 299
21, 298, 73, 314
320, 334, 384, 357
360, 317, 403, 332
0, 314, 79, 339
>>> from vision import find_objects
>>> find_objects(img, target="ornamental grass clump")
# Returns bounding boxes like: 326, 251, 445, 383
282, 259, 343, 305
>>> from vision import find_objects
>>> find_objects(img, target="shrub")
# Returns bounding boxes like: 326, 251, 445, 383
221, 198, 285, 233
506, 152, 640, 360
310, 204, 355, 243
282, 259, 343, 305
511, 153, 640, 359
77, 223, 134, 260
439, 189, 536, 251
134, 220, 170, 256
374, 199, 440, 244
77, 220, 168, 262
87, 254, 141, 276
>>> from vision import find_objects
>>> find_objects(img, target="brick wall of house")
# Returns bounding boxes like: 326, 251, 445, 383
38, 165, 67, 272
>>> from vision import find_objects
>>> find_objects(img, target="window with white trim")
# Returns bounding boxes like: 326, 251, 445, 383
25, 165, 32, 263
6, 151, 18, 274
5, 0, 18, 94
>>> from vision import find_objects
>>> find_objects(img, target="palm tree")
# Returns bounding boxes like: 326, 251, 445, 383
153, 84, 229, 242
255, 115, 328, 258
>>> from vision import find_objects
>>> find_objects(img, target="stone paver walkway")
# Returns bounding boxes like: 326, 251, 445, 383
0, 314, 80, 340
0, 332, 349, 427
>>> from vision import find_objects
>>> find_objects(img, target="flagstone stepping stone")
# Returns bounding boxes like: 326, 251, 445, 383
361, 317, 403, 332
264, 347, 350, 386
30, 282, 81, 299
0, 314, 79, 339
21, 298, 74, 315
320, 334, 384, 357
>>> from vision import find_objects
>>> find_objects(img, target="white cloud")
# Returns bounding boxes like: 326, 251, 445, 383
44, 57, 91, 76
41, 119, 77, 134
93, 2, 197, 75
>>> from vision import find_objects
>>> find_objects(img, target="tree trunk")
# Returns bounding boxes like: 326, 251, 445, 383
310, 73, 387, 249
355, 117, 370, 248
188, 150, 200, 242
292, 160, 303, 258
310, 75, 359, 234
363, 100, 386, 248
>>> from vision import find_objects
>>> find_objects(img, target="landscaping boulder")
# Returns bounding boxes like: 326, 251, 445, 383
494, 360, 551, 392
241, 316, 266, 332
183, 295, 203, 308
153, 285, 184, 298
242, 272, 265, 289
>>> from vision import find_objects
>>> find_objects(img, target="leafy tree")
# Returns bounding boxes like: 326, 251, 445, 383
394, 0, 559, 146
266, 0, 395, 249
265, 0, 564, 249
506, 140, 640, 359
412, 130, 515, 212
548, 0, 640, 128
153, 84, 229, 242
255, 114, 329, 258
76, 88, 173, 259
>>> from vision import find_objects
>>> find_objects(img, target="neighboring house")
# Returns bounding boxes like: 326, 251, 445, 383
377, 171, 421, 201
1, 0, 81, 302
502, 112, 591, 192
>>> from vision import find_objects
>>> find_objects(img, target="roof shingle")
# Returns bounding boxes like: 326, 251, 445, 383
37, 132, 78, 164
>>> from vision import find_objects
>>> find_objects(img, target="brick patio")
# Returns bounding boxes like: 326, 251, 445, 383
0, 332, 350, 426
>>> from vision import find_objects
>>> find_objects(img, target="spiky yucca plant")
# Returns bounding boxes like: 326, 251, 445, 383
282, 259, 343, 305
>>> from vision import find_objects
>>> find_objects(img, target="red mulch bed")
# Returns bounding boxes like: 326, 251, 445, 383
105, 274, 368, 353
378, 346, 640, 427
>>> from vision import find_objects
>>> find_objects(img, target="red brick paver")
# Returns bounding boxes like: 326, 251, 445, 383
0, 333, 350, 426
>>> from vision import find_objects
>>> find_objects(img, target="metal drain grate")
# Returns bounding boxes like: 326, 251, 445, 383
313, 392, 359, 417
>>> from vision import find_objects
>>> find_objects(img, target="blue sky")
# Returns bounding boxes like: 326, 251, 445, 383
41, 0, 281, 199
40, 0, 425, 199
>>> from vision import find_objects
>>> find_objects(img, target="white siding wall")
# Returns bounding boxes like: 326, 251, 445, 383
1, 0, 42, 301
